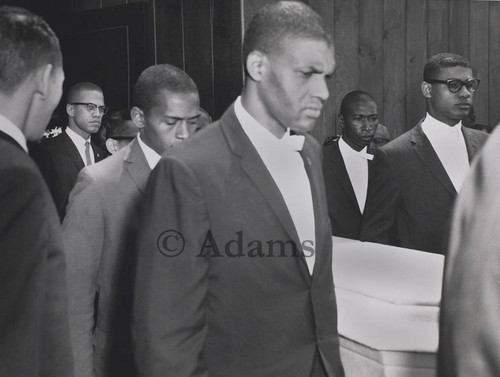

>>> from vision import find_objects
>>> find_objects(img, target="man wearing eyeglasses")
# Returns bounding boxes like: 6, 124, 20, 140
30, 82, 107, 220
62, 64, 201, 377
360, 52, 488, 255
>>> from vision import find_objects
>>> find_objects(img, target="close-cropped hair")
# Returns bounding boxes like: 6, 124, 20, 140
0, 6, 62, 94
339, 90, 375, 117
242, 1, 332, 73
66, 82, 103, 103
132, 64, 198, 113
423, 53, 471, 82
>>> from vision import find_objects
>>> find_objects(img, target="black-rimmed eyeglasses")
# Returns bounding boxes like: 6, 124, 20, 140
70, 102, 109, 115
425, 78, 480, 93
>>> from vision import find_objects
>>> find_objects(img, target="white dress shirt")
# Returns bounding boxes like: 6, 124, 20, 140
234, 96, 316, 274
421, 113, 469, 193
137, 133, 161, 170
0, 113, 28, 152
338, 137, 373, 213
66, 126, 95, 166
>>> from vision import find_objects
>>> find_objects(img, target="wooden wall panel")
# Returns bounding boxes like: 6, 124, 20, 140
359, 0, 385, 125
331, 0, 360, 137
309, 0, 335, 143
489, 2, 500, 128
155, 0, 183, 69
449, 0, 470, 58
183, 0, 215, 116
427, 0, 449, 57
212, 0, 243, 119
470, 1, 490, 126
383, 0, 406, 137
406, 0, 427, 128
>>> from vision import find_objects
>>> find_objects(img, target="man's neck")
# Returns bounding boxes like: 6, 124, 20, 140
427, 110, 460, 127
240, 91, 287, 139
67, 123, 90, 140
341, 136, 366, 152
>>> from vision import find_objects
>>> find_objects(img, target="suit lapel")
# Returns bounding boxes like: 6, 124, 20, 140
123, 138, 151, 195
61, 132, 85, 170
219, 106, 306, 269
326, 141, 360, 212
0, 130, 24, 151
462, 126, 483, 162
411, 123, 457, 196
300, 137, 329, 279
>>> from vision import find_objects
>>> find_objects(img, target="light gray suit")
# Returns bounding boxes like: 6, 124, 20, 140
62, 138, 149, 377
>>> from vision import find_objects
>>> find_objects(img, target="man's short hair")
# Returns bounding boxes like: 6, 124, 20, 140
0, 6, 62, 94
423, 53, 471, 82
103, 109, 139, 139
242, 1, 332, 73
339, 90, 375, 117
132, 64, 198, 113
67, 82, 104, 103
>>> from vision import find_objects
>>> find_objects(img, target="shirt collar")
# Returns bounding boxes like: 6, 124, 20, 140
0, 113, 28, 152
137, 132, 161, 169
234, 96, 304, 153
66, 125, 90, 146
422, 113, 463, 137
339, 137, 373, 160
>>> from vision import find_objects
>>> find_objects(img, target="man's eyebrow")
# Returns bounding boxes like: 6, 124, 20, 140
163, 114, 201, 121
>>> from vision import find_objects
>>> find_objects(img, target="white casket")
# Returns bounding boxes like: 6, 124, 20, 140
332, 237, 444, 377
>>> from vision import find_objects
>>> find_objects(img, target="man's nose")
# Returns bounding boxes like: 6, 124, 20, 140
176, 121, 190, 140
313, 76, 330, 102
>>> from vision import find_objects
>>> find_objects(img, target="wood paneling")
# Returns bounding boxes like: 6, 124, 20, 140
383, 0, 406, 137
489, 2, 500, 128
470, 1, 489, 126
38, 0, 500, 139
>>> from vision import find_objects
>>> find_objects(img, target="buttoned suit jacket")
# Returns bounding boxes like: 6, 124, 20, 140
30, 131, 106, 220
132, 104, 345, 377
62, 138, 149, 377
0, 130, 74, 377
322, 139, 372, 239
360, 120, 488, 254
438, 126, 500, 377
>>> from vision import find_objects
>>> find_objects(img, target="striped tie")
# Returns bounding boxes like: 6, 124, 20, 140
84, 141, 92, 166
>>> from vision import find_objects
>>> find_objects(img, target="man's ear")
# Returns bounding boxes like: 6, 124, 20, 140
246, 50, 266, 82
66, 103, 74, 117
106, 138, 119, 154
35, 64, 53, 100
131, 107, 145, 129
421, 81, 432, 98
338, 115, 345, 129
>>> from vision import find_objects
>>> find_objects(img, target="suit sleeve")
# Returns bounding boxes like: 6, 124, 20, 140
439, 130, 500, 377
62, 168, 105, 377
0, 165, 73, 377
133, 156, 210, 377
360, 148, 400, 245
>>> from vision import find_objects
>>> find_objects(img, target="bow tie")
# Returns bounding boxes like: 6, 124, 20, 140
357, 151, 374, 160
279, 130, 305, 151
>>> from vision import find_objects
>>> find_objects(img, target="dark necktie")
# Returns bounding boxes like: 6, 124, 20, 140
84, 141, 92, 166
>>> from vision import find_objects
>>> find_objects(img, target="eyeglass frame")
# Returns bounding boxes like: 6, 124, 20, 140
424, 78, 480, 93
70, 102, 109, 115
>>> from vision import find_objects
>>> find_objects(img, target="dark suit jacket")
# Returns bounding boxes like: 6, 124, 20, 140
30, 131, 106, 220
323, 138, 372, 239
438, 125, 500, 377
360, 121, 488, 254
132, 104, 344, 377
0, 130, 74, 376
62, 139, 148, 377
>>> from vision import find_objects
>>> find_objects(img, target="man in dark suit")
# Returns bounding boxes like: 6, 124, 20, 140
30, 82, 107, 220
360, 53, 488, 255
132, 2, 344, 377
62, 64, 200, 377
438, 125, 500, 377
323, 91, 378, 239
0, 6, 73, 376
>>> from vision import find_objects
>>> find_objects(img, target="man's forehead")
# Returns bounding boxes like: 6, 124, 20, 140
349, 100, 377, 114
74, 89, 104, 102
278, 38, 335, 69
